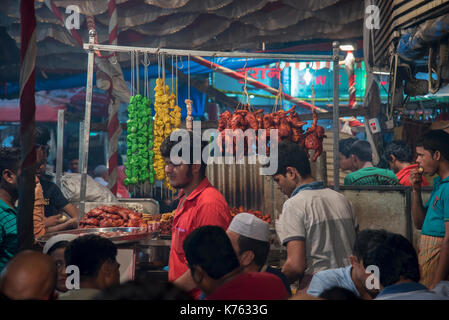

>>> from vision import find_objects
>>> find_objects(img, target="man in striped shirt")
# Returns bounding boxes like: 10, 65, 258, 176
0, 147, 21, 272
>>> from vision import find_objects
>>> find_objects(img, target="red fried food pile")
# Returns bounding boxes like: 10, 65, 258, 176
80, 206, 148, 229
230, 206, 271, 224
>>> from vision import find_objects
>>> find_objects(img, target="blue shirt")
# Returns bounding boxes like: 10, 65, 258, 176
307, 266, 359, 297
375, 282, 449, 300
421, 176, 449, 237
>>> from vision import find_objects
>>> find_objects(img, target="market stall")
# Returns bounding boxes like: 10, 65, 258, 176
37, 32, 343, 281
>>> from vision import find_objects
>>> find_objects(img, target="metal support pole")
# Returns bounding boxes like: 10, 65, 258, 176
56, 109, 64, 188
333, 41, 340, 191
78, 122, 84, 172
83, 43, 337, 61
79, 30, 96, 219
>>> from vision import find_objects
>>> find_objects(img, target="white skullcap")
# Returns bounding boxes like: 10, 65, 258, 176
43, 234, 79, 254
228, 212, 270, 242
94, 165, 108, 177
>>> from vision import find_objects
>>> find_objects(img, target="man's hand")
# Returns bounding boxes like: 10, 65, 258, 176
409, 168, 423, 191
43, 214, 63, 228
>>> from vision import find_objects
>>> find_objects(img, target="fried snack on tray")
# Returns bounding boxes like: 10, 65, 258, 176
80, 206, 147, 229
230, 206, 272, 224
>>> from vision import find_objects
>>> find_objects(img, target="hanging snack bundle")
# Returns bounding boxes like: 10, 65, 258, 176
124, 94, 155, 185
153, 78, 182, 191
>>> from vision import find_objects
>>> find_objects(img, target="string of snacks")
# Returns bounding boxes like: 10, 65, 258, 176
124, 94, 155, 185
153, 77, 181, 191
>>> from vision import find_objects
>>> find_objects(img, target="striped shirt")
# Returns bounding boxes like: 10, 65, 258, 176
0, 198, 18, 272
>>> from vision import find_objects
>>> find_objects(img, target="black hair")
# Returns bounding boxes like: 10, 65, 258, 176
273, 141, 311, 177
237, 235, 270, 269
416, 130, 449, 161
353, 229, 420, 288
339, 138, 357, 158
35, 126, 51, 146
183, 226, 240, 280
349, 140, 372, 162
12, 126, 50, 147
384, 140, 413, 163
95, 279, 192, 300
47, 241, 70, 256
64, 234, 118, 279
0, 147, 21, 181
160, 130, 208, 177
319, 286, 361, 300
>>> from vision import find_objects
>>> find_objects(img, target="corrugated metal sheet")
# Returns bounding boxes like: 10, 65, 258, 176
206, 154, 327, 221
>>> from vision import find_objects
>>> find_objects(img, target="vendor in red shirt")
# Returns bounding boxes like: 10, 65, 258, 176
385, 140, 428, 187
160, 131, 232, 299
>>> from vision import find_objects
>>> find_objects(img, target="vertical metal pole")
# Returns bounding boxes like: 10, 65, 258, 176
79, 30, 96, 219
333, 41, 340, 191
56, 109, 65, 187
78, 122, 84, 171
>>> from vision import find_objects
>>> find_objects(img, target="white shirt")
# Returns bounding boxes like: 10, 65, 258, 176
276, 187, 357, 275
94, 177, 108, 187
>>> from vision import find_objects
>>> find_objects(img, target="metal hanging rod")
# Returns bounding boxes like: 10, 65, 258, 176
83, 43, 339, 61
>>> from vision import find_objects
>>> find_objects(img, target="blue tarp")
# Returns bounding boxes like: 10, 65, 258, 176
397, 14, 449, 61
2, 57, 275, 97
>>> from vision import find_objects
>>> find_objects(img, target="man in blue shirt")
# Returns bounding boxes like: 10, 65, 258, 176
410, 130, 449, 288
307, 229, 388, 299
305, 229, 448, 300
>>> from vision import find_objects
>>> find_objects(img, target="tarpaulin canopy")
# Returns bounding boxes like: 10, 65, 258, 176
0, 0, 364, 84
0, 100, 65, 122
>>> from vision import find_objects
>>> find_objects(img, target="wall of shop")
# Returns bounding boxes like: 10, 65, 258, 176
207, 160, 431, 251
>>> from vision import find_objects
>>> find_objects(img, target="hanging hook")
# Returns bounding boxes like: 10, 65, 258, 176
135, 51, 140, 95
188, 54, 191, 101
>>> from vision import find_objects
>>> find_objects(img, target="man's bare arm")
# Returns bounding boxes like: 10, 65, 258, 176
281, 240, 306, 284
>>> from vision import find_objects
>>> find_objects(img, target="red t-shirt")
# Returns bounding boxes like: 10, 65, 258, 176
396, 164, 429, 187
168, 177, 232, 298
206, 272, 289, 300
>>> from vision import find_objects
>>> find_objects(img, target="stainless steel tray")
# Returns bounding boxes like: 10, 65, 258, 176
77, 199, 160, 218
37, 227, 154, 245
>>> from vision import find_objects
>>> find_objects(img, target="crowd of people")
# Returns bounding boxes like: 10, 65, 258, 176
0, 128, 448, 300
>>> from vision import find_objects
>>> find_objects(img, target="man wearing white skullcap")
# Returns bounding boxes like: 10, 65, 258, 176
226, 213, 291, 296
43, 234, 78, 294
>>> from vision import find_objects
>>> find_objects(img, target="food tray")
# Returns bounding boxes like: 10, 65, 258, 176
37, 227, 154, 245
77, 199, 160, 218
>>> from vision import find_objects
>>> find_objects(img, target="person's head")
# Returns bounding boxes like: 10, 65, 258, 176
64, 235, 120, 290
12, 126, 49, 168
415, 130, 449, 176
0, 250, 57, 300
35, 126, 50, 167
68, 158, 79, 173
160, 130, 208, 189
0, 147, 21, 201
95, 279, 192, 300
348, 140, 373, 170
319, 286, 362, 300
94, 165, 108, 180
226, 213, 270, 272
384, 140, 414, 173
350, 229, 420, 296
271, 141, 312, 197
183, 226, 240, 295
43, 234, 78, 293
339, 138, 357, 171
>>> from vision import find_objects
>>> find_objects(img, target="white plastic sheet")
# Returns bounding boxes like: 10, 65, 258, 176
60, 173, 117, 204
